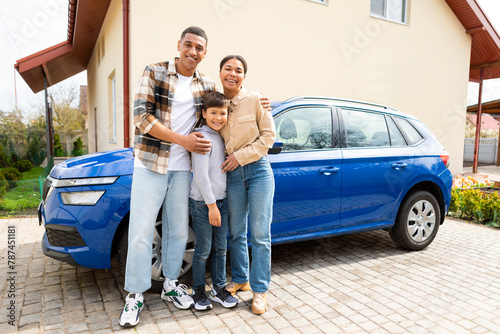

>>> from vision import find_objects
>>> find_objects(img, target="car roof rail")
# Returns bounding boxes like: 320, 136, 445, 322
282, 96, 398, 111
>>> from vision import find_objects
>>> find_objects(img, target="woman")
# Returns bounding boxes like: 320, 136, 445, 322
218, 55, 276, 315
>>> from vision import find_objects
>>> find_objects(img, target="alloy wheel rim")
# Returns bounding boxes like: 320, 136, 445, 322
407, 199, 436, 242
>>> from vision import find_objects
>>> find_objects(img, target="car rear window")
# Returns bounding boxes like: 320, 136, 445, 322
394, 117, 423, 145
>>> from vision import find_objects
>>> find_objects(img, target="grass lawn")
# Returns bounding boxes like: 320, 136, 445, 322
0, 166, 44, 217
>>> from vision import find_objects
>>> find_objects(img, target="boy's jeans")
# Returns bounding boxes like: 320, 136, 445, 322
189, 197, 229, 290
227, 156, 275, 294
124, 167, 191, 293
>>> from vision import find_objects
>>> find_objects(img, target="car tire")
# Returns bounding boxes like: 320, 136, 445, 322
118, 214, 196, 293
390, 190, 440, 251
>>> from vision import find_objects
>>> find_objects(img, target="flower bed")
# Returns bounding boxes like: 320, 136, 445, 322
448, 175, 500, 228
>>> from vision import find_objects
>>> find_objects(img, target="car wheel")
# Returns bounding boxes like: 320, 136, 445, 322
390, 190, 440, 251
118, 215, 196, 293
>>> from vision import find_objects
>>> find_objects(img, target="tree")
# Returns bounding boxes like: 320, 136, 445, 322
54, 133, 64, 157
50, 86, 86, 153
0, 107, 26, 146
26, 108, 47, 166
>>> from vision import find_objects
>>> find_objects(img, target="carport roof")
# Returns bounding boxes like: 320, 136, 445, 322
14, 0, 112, 93
446, 0, 500, 81
14, 0, 500, 93
467, 99, 500, 114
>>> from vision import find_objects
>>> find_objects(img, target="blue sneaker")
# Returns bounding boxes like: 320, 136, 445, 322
119, 293, 144, 327
209, 285, 238, 308
192, 287, 213, 311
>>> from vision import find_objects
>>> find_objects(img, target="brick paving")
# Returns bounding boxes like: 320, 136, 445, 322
0, 216, 499, 333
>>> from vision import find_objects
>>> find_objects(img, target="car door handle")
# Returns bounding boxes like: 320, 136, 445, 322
392, 163, 408, 170
319, 167, 340, 176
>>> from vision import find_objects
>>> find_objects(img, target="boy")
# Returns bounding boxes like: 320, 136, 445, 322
189, 91, 238, 310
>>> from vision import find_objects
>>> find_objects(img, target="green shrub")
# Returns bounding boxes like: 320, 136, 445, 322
54, 133, 64, 157
8, 141, 20, 165
0, 145, 9, 167
26, 134, 46, 166
460, 188, 482, 220
449, 188, 460, 215
480, 192, 500, 223
13, 159, 33, 173
1, 167, 22, 189
0, 173, 7, 202
72, 137, 85, 157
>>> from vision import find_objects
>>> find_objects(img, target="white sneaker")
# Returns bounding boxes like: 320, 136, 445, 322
119, 293, 144, 327
161, 279, 194, 309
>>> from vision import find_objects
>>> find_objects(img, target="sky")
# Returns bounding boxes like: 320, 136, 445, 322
0, 0, 499, 114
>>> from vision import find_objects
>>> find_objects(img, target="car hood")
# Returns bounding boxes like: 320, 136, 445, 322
50, 148, 134, 179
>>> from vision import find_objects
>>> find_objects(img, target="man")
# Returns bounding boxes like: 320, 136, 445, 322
119, 26, 214, 327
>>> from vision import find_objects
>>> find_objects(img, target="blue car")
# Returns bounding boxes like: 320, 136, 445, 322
39, 96, 453, 291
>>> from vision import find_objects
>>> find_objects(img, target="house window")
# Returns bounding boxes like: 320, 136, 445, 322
370, 0, 408, 24
97, 34, 105, 66
108, 73, 117, 143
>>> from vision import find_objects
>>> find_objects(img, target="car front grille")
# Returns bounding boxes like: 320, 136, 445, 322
45, 224, 86, 247
42, 177, 53, 201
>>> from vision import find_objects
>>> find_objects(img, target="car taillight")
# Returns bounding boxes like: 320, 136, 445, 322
440, 151, 450, 168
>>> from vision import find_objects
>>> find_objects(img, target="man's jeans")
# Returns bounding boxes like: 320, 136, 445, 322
227, 156, 275, 294
124, 167, 191, 293
189, 198, 228, 290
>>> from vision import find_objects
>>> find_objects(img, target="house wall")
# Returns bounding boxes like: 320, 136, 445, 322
87, 0, 123, 153
89, 0, 471, 174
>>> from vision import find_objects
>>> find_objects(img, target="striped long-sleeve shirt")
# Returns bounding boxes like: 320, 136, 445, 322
133, 58, 215, 174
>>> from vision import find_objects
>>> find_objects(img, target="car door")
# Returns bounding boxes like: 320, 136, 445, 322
339, 108, 414, 228
269, 105, 342, 242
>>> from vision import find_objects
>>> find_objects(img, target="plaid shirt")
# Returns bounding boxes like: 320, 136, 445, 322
133, 58, 216, 174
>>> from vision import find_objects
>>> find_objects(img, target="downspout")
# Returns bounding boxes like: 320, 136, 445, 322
123, 0, 130, 147
472, 67, 484, 173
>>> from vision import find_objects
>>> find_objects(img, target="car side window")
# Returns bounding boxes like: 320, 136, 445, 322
274, 107, 333, 151
386, 116, 406, 146
342, 109, 390, 148
394, 117, 423, 145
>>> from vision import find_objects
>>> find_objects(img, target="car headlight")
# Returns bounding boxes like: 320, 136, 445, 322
60, 191, 106, 206
51, 176, 118, 188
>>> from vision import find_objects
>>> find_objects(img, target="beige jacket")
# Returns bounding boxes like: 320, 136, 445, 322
220, 88, 276, 166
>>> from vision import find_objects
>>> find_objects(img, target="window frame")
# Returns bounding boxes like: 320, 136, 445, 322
339, 108, 399, 149
392, 116, 425, 146
370, 0, 409, 25
273, 105, 339, 152
108, 73, 117, 144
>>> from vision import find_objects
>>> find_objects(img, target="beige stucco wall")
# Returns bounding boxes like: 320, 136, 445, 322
87, 0, 123, 153
90, 0, 471, 174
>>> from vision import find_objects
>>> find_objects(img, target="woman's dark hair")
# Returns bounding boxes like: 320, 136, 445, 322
219, 55, 248, 74
180, 26, 208, 45
203, 91, 229, 111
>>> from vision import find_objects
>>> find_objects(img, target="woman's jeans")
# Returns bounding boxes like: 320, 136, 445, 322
189, 198, 228, 291
124, 167, 191, 294
227, 156, 275, 294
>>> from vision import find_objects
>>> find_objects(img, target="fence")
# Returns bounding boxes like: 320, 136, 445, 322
0, 168, 44, 216
463, 138, 498, 164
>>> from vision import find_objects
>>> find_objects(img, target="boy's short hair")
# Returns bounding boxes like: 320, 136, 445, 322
180, 26, 208, 45
203, 91, 229, 111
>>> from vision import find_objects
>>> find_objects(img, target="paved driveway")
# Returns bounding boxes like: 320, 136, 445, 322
0, 216, 499, 334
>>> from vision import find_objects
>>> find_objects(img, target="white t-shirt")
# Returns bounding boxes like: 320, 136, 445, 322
167, 74, 196, 171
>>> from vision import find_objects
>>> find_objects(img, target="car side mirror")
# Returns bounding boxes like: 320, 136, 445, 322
268, 140, 283, 154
